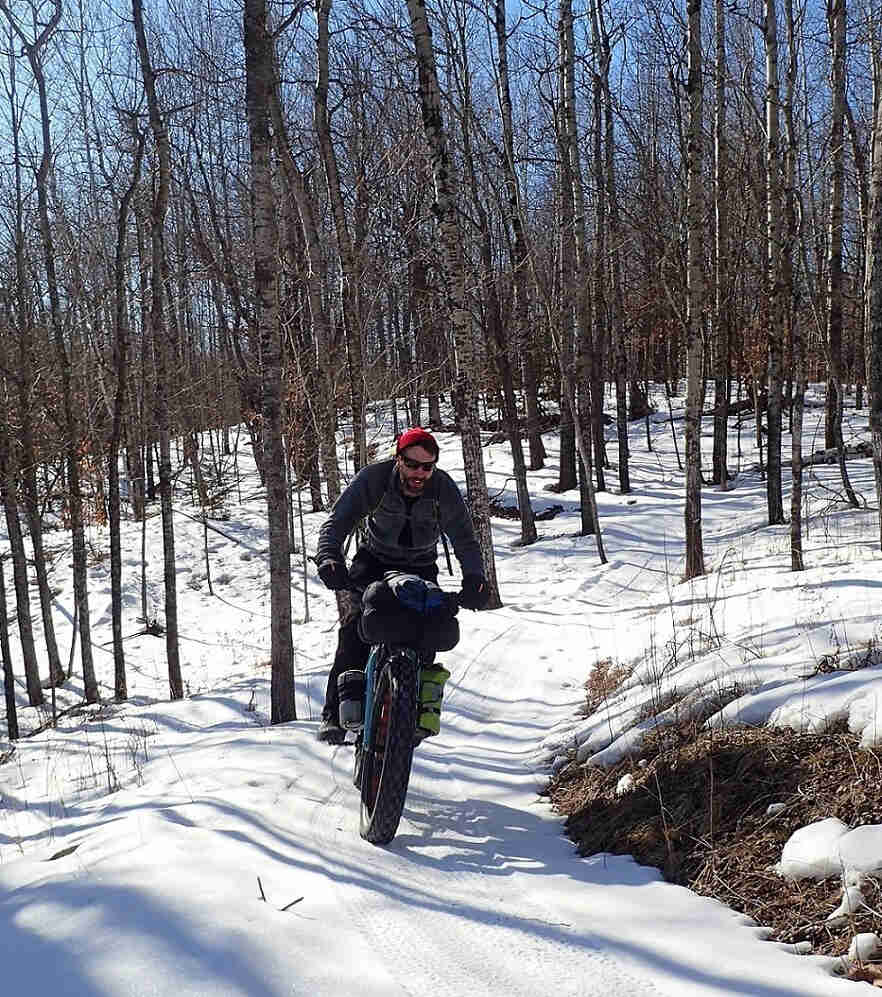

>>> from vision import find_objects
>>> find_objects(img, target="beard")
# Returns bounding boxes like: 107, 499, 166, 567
398, 469, 426, 496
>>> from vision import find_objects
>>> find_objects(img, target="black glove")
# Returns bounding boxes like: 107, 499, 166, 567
318, 560, 350, 591
459, 574, 489, 610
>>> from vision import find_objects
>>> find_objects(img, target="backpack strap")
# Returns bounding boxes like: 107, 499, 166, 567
343, 487, 385, 559
435, 498, 454, 576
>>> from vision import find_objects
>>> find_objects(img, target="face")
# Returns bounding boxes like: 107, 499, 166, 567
396, 444, 437, 496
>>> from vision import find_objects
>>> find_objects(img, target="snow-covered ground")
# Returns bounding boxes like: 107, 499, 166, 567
0, 387, 879, 995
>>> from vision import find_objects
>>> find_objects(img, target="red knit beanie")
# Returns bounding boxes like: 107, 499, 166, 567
395, 427, 439, 458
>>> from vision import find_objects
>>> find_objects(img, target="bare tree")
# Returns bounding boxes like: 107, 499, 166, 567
448, 5, 537, 546
1, 0, 99, 701
561, 0, 603, 540
108, 124, 146, 699
0, 555, 19, 739
824, 0, 859, 507
553, 2, 580, 498
684, 0, 705, 580
5, 29, 65, 688
244, 0, 297, 722
867, 23, 882, 546
591, 0, 630, 494
133, 0, 183, 699
785, 0, 805, 569
764, 0, 785, 524
405, 0, 501, 606
563, 0, 604, 502
0, 406, 42, 706
711, 0, 731, 489
270, 61, 341, 504
492, 0, 546, 472
314, 0, 367, 473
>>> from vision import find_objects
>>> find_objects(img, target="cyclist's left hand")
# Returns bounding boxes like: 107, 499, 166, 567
459, 574, 489, 610
318, 559, 350, 591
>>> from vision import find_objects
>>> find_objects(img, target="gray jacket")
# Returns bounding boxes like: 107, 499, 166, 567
316, 459, 484, 578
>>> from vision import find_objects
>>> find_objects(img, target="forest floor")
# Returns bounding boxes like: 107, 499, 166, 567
549, 715, 882, 984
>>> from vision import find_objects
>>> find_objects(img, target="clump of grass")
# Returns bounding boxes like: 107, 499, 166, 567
634, 685, 680, 724
582, 659, 633, 716
632, 680, 756, 760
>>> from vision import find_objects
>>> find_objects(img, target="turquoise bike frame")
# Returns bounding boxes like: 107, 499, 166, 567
362, 644, 419, 748
361, 644, 383, 748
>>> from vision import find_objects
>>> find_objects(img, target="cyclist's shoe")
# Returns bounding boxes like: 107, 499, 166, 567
317, 713, 346, 745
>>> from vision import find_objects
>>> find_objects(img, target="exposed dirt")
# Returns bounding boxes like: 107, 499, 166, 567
548, 722, 882, 980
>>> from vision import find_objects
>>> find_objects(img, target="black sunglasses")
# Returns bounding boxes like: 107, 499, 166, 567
399, 455, 437, 472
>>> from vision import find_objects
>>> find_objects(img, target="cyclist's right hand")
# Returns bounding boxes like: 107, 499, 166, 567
318, 559, 351, 591
459, 573, 489, 610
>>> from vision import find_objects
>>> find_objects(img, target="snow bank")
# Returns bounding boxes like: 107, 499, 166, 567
776, 818, 882, 881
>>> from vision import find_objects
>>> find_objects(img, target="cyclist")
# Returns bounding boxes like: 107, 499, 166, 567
314, 427, 489, 744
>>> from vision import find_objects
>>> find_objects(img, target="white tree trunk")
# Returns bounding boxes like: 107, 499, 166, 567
764, 0, 785, 524
866, 39, 882, 547
405, 0, 500, 606
712, 0, 730, 489
684, 0, 705, 580
244, 0, 296, 723
314, 0, 367, 473
133, 0, 182, 700
271, 70, 341, 503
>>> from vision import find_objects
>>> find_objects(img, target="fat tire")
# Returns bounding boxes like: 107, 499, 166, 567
359, 652, 417, 844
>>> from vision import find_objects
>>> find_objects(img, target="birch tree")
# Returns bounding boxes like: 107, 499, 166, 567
764, 0, 785, 524
824, 0, 859, 507
108, 125, 145, 699
492, 0, 546, 471
314, 0, 367, 473
785, 0, 805, 569
133, 0, 183, 699
404, 0, 500, 607
711, 0, 730, 488
684, 0, 705, 580
867, 30, 882, 546
245, 0, 296, 722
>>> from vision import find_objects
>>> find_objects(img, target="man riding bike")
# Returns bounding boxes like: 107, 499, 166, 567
315, 427, 489, 744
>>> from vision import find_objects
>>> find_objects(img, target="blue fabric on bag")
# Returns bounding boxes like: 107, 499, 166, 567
385, 572, 445, 614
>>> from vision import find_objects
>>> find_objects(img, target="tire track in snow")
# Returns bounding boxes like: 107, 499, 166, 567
307, 729, 667, 996
399, 753, 667, 997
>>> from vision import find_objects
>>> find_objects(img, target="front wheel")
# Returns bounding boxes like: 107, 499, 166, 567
359, 651, 418, 844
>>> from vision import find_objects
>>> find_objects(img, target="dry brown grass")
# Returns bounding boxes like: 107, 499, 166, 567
582, 659, 633, 715
549, 722, 882, 969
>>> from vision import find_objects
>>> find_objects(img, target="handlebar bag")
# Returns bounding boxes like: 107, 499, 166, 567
359, 572, 460, 652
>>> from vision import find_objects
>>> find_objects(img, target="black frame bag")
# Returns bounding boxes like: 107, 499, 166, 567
358, 572, 460, 653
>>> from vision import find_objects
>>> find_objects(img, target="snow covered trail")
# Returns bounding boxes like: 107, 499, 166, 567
0, 611, 859, 996
299, 610, 854, 997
